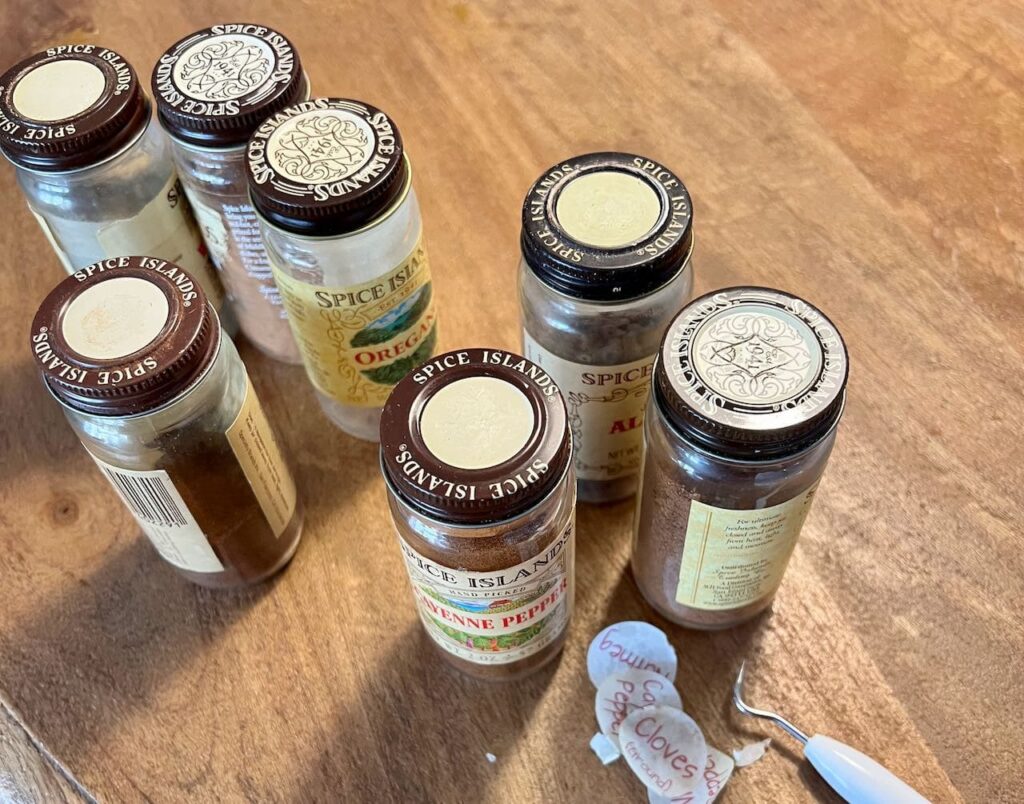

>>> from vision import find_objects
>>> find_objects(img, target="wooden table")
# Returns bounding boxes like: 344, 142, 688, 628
1, 2, 1020, 801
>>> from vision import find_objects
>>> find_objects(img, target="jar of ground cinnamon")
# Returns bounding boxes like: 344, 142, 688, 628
30, 255, 303, 589
632, 287, 848, 629
380, 348, 575, 680
519, 152, 694, 505
152, 23, 309, 364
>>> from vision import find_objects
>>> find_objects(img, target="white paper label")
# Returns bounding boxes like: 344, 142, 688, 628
523, 331, 654, 481
398, 517, 574, 665
596, 668, 683, 746
648, 746, 735, 804
587, 621, 678, 688
96, 173, 223, 307
89, 453, 224, 573
620, 706, 708, 798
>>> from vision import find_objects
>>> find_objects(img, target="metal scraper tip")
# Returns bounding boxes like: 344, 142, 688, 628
733, 661, 809, 745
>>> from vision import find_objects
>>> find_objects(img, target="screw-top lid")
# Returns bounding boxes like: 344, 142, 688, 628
520, 152, 694, 302
246, 98, 407, 236
654, 287, 848, 458
30, 255, 220, 416
0, 45, 150, 171
152, 23, 307, 149
380, 348, 572, 525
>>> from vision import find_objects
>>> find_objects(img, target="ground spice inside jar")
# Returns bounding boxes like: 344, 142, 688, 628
30, 255, 303, 588
519, 152, 695, 504
631, 287, 848, 629
380, 348, 576, 680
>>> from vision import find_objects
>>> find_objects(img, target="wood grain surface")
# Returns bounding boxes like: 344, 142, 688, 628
1, 1, 1021, 802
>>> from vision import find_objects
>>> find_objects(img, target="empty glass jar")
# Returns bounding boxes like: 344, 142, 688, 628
0, 44, 226, 315
519, 152, 694, 504
246, 97, 439, 441
152, 23, 309, 363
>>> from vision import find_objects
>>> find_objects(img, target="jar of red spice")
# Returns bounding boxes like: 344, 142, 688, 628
380, 348, 575, 680
632, 287, 848, 629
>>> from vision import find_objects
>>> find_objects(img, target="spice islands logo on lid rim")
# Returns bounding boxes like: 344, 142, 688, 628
246, 98, 407, 235
152, 24, 306, 147
656, 286, 848, 455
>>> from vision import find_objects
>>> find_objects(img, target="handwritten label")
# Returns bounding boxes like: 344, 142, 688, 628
596, 668, 683, 746
620, 706, 708, 797
587, 621, 678, 688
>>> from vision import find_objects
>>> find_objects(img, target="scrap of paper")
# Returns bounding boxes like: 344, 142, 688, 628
587, 621, 678, 688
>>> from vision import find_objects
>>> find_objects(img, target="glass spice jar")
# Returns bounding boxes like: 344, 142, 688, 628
246, 97, 439, 441
152, 23, 309, 364
0, 45, 227, 318
632, 287, 849, 629
30, 255, 303, 589
519, 152, 694, 505
379, 348, 576, 681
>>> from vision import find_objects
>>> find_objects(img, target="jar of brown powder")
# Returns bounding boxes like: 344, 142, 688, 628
519, 152, 694, 505
380, 348, 575, 680
632, 287, 848, 629
30, 255, 303, 589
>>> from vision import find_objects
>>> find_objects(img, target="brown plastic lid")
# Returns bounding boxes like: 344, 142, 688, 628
152, 23, 307, 148
520, 152, 694, 301
30, 255, 220, 416
380, 348, 572, 525
654, 286, 848, 459
245, 97, 407, 236
0, 45, 150, 171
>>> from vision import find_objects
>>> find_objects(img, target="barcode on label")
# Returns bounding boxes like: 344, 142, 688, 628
100, 467, 188, 528
90, 456, 225, 574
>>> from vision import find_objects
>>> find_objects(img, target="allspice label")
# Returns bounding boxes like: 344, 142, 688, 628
524, 331, 654, 481
271, 241, 438, 406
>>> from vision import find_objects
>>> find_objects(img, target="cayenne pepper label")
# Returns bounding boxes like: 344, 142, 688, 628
397, 517, 575, 665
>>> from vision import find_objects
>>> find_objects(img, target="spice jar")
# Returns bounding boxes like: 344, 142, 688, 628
30, 255, 303, 589
519, 152, 694, 505
0, 45, 226, 316
246, 98, 439, 441
380, 348, 575, 681
632, 287, 848, 629
152, 24, 309, 364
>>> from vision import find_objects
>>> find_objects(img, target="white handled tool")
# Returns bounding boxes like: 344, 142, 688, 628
732, 662, 931, 804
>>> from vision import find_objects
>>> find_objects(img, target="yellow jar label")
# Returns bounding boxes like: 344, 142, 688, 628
272, 241, 438, 407
226, 377, 298, 538
674, 484, 819, 610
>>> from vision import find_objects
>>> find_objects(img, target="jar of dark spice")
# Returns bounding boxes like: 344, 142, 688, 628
30, 255, 303, 589
519, 152, 694, 504
380, 348, 575, 680
0, 45, 226, 316
632, 287, 848, 629
246, 98, 439, 441
152, 24, 309, 364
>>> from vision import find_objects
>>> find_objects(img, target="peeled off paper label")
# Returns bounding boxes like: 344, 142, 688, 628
647, 746, 735, 804
587, 621, 678, 687
620, 705, 708, 797
596, 668, 683, 746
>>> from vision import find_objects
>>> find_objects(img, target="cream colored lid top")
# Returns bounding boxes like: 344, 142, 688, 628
419, 376, 535, 470
12, 59, 107, 122
555, 169, 662, 248
61, 276, 170, 360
